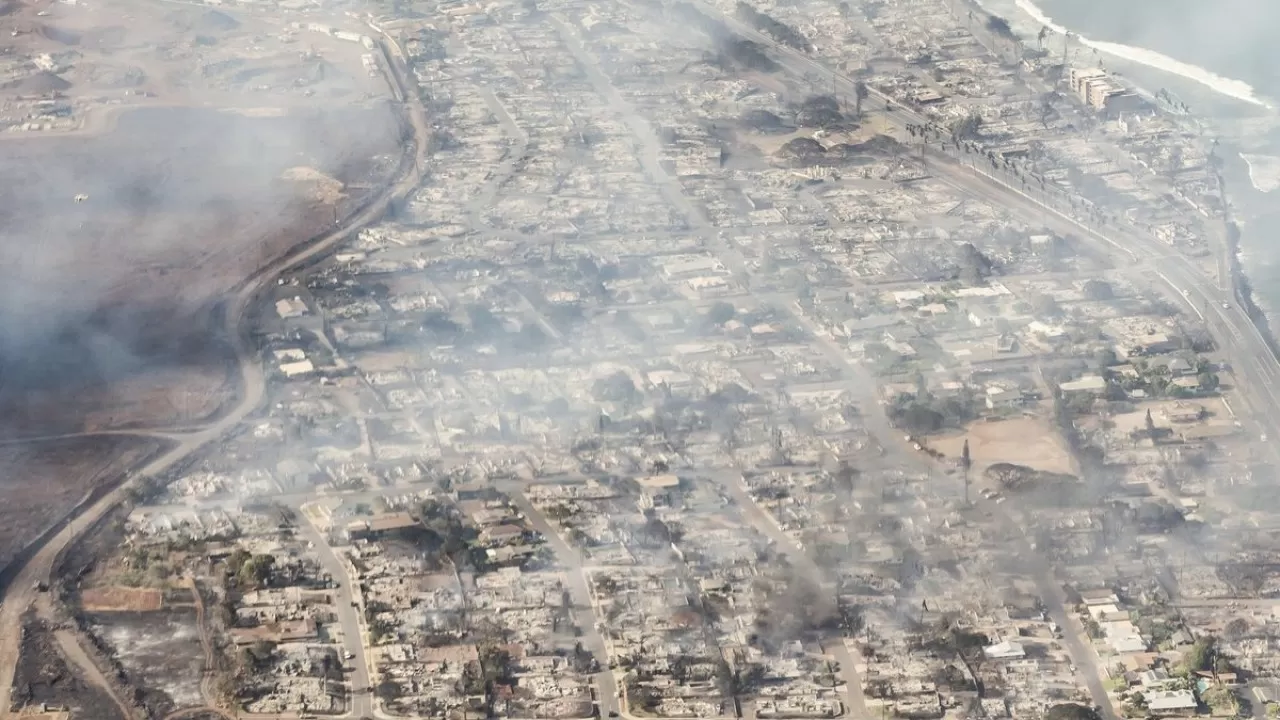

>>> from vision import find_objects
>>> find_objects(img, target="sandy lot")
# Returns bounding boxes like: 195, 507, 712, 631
931, 414, 1076, 477
81, 587, 164, 613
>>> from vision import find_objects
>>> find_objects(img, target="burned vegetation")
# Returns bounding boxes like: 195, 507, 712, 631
9, 613, 128, 720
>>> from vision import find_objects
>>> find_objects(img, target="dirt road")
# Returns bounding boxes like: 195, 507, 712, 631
50, 628, 135, 720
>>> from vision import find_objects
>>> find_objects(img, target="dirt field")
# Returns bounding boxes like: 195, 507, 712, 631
80, 587, 163, 613
931, 413, 1076, 477
0, 437, 161, 577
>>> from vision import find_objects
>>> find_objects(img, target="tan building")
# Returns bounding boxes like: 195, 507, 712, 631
1068, 67, 1144, 115
345, 511, 420, 540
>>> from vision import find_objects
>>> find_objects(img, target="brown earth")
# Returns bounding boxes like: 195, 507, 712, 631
930, 413, 1076, 478
80, 587, 163, 614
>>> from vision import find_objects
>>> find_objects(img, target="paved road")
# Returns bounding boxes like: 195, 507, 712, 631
705, 4, 1280, 457
472, 89, 531, 234
706, 471, 871, 719
929, 154, 1280, 455
674, 9, 1153, 715
0, 22, 430, 720
555, 18, 880, 714
506, 491, 622, 719
294, 516, 374, 718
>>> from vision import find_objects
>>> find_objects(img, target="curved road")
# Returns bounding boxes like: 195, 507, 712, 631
0, 26, 429, 720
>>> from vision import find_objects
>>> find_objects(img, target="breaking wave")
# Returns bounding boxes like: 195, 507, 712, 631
1014, 0, 1272, 109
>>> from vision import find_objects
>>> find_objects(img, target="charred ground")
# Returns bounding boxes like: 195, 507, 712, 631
10, 612, 127, 720
0, 105, 400, 435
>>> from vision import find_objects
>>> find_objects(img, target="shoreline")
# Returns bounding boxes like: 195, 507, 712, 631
1240, 153, 1280, 194
1011, 0, 1271, 108
964, 0, 1280, 362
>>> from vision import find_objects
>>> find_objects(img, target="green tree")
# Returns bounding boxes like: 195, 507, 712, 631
888, 401, 945, 434
834, 462, 859, 492
239, 554, 276, 588
226, 548, 252, 577
1082, 279, 1114, 301
949, 112, 982, 141
1030, 292, 1060, 317
986, 14, 1014, 38
1180, 636, 1215, 675
241, 640, 276, 671
854, 80, 869, 118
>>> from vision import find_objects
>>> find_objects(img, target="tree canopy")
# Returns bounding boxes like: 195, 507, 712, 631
1180, 636, 1215, 674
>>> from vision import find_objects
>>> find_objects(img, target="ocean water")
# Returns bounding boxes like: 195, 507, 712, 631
969, 0, 1280, 314
1031, 0, 1278, 107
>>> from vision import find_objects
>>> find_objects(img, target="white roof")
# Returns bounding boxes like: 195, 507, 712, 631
275, 297, 308, 318
1109, 634, 1148, 654
1061, 375, 1107, 392
1147, 690, 1197, 711
280, 359, 315, 377
1087, 602, 1121, 619
983, 640, 1026, 659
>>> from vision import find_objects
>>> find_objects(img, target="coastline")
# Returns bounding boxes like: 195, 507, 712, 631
963, 0, 1280, 360
1240, 154, 1280, 194
1011, 0, 1270, 108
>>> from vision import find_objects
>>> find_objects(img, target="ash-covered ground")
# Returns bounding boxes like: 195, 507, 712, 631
10, 614, 126, 720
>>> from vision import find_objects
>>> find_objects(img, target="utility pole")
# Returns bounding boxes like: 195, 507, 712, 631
961, 439, 972, 505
